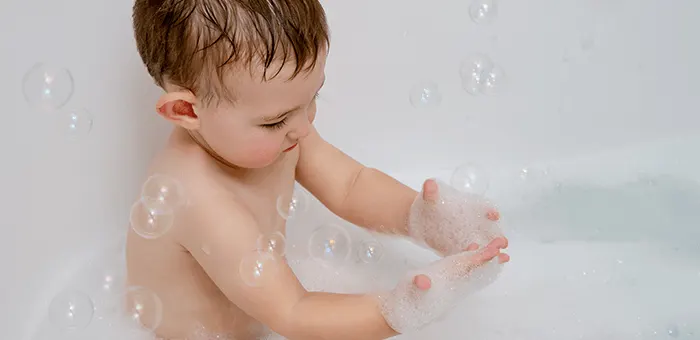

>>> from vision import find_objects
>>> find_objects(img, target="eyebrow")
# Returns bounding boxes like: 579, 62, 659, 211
262, 78, 326, 122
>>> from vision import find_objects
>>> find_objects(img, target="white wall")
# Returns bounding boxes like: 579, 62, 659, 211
1, 0, 698, 339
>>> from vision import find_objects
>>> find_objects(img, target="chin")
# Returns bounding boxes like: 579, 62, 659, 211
231, 152, 282, 169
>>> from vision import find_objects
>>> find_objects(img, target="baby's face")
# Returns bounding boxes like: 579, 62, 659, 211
195, 53, 327, 169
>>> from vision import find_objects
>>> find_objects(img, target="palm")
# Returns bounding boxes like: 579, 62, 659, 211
412, 178, 503, 256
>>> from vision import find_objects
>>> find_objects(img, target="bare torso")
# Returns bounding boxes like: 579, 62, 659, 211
126, 128, 298, 339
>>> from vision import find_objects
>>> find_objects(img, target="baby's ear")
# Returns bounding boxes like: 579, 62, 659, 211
156, 91, 200, 130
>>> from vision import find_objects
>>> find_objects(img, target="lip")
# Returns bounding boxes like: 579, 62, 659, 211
283, 143, 298, 152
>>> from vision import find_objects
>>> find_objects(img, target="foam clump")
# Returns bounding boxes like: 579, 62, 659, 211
378, 250, 503, 334
408, 179, 504, 255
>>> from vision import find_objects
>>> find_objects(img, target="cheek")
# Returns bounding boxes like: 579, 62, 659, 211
236, 134, 284, 167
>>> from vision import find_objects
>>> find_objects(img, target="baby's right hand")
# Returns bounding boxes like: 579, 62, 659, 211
379, 238, 509, 334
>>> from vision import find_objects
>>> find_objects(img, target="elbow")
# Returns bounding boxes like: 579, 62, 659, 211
337, 166, 370, 215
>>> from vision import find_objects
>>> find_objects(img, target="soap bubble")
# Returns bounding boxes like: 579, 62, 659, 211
666, 324, 680, 338
409, 81, 442, 108
257, 232, 287, 257
60, 108, 93, 136
240, 251, 279, 287
48, 291, 94, 330
308, 224, 352, 265
86, 263, 126, 309
130, 200, 175, 239
276, 188, 308, 220
469, 0, 498, 24
468, 257, 503, 292
451, 163, 490, 195
123, 286, 163, 331
460, 54, 495, 95
141, 174, 186, 214
518, 167, 549, 183
357, 239, 384, 263
480, 65, 506, 95
23, 63, 74, 111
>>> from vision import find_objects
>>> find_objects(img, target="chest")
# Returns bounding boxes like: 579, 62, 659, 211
219, 152, 299, 232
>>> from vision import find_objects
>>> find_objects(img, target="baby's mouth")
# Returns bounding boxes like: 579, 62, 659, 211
283, 143, 298, 152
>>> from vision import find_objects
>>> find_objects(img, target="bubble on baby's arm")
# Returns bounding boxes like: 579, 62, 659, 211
140, 174, 187, 214
130, 199, 175, 239
239, 251, 280, 287
257, 231, 287, 257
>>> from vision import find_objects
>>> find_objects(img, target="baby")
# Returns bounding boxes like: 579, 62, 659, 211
126, 0, 509, 339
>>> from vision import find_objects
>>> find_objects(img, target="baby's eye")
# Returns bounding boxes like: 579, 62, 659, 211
261, 117, 288, 130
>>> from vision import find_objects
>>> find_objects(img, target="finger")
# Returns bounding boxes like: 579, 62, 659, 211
486, 209, 500, 221
485, 237, 508, 250
498, 253, 510, 264
421, 178, 440, 202
469, 246, 500, 266
412, 274, 432, 290
465, 243, 479, 251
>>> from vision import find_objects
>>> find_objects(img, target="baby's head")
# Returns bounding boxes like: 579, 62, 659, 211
133, 0, 329, 168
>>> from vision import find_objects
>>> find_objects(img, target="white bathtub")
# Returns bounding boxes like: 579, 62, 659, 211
23, 135, 700, 340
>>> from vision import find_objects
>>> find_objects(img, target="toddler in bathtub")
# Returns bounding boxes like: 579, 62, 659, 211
126, 0, 509, 339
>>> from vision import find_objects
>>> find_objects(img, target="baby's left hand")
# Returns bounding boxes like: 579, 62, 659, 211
408, 178, 504, 256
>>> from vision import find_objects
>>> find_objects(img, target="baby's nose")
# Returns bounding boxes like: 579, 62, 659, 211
289, 121, 310, 140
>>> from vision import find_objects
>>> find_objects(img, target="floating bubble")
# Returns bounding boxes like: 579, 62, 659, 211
276, 188, 308, 220
451, 163, 490, 195
141, 174, 186, 214
308, 224, 352, 265
666, 324, 680, 338
124, 286, 163, 331
239, 251, 279, 287
130, 200, 174, 239
60, 108, 93, 136
518, 167, 549, 182
23, 63, 74, 111
409, 81, 442, 108
469, 0, 498, 24
480, 65, 506, 96
460, 54, 495, 95
257, 232, 287, 257
48, 291, 94, 330
357, 239, 384, 263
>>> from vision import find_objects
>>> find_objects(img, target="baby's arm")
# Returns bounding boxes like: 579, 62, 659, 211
296, 126, 417, 235
176, 193, 398, 340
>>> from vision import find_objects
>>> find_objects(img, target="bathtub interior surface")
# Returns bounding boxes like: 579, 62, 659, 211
27, 135, 700, 340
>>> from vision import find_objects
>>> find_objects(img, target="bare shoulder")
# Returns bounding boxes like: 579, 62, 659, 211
142, 131, 256, 245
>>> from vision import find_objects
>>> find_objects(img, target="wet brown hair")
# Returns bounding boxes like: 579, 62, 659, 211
133, 0, 329, 105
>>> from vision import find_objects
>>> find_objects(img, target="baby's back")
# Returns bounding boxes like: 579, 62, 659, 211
126, 128, 298, 339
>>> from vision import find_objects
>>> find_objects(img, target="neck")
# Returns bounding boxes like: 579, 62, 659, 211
185, 129, 239, 169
